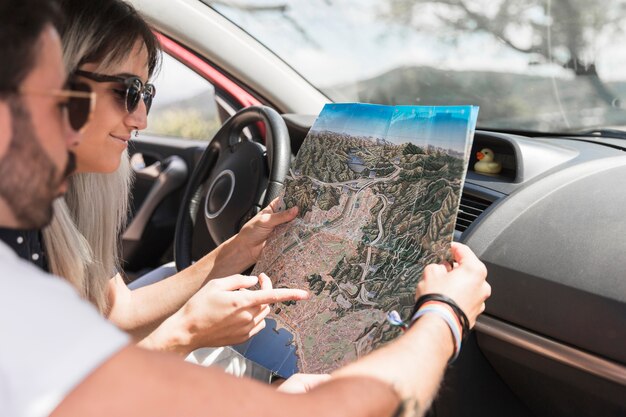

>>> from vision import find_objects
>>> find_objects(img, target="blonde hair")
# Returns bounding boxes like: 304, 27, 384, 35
42, 0, 159, 314
43, 156, 132, 313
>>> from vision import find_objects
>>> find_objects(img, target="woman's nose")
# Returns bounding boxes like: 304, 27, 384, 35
125, 98, 148, 132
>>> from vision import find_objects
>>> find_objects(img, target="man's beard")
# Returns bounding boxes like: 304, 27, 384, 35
0, 98, 75, 228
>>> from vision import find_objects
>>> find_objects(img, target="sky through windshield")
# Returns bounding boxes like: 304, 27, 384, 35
207, 0, 626, 133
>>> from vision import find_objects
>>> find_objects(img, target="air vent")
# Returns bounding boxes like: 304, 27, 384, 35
456, 193, 493, 233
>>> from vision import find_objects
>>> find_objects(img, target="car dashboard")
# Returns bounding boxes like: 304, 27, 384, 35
461, 131, 626, 364
283, 114, 626, 416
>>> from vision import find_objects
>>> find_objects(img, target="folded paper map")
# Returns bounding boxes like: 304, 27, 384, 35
234, 103, 478, 376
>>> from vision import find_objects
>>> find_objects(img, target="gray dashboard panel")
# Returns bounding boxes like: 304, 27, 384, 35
465, 153, 626, 364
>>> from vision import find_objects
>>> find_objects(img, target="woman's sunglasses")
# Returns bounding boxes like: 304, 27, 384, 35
20, 81, 96, 132
73, 69, 156, 115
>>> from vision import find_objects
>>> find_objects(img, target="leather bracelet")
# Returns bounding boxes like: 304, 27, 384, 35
411, 293, 470, 340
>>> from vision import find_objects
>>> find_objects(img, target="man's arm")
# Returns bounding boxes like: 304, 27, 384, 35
52, 243, 489, 417
51, 346, 401, 417
319, 242, 490, 414
50, 312, 452, 417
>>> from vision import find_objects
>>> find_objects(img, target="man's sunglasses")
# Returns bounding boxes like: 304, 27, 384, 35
20, 81, 96, 132
74, 69, 156, 115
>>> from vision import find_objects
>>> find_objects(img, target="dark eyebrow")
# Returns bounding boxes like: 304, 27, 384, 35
114, 73, 152, 84
114, 72, 141, 79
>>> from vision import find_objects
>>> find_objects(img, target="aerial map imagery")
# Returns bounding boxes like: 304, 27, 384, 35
234, 103, 479, 376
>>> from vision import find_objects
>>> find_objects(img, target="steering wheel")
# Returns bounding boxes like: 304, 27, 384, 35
174, 105, 291, 271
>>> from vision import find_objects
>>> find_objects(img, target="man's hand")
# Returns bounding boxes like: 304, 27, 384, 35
417, 242, 490, 328
275, 373, 332, 394
175, 273, 308, 352
233, 198, 298, 268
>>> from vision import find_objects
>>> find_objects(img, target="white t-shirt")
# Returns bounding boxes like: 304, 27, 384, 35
0, 240, 130, 417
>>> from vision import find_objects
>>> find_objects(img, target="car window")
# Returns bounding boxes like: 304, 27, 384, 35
146, 52, 221, 141
206, 0, 626, 135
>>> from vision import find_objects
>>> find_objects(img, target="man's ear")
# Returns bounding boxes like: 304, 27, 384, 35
0, 100, 12, 158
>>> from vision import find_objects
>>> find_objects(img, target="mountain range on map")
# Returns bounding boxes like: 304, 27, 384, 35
234, 103, 479, 377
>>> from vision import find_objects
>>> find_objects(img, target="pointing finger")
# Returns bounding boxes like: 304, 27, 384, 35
247, 288, 309, 306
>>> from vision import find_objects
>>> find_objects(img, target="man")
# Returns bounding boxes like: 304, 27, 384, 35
0, 1, 490, 417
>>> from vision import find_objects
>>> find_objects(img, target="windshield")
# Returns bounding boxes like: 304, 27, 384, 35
205, 0, 626, 135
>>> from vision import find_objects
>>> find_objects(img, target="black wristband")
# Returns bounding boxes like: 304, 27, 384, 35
411, 293, 470, 341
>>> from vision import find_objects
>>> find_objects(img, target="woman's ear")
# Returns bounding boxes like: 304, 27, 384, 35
0, 100, 13, 157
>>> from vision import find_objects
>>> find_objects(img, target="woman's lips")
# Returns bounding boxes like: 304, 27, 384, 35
110, 134, 130, 146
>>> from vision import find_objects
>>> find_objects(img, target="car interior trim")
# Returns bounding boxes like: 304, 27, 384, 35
204, 169, 236, 219
123, 156, 189, 242
475, 315, 626, 386
156, 33, 261, 109
132, 0, 329, 114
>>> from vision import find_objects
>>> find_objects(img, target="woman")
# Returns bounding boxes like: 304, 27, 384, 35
41, 0, 307, 355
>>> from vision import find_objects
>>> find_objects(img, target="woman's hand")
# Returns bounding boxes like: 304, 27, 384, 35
233, 198, 298, 268
167, 273, 308, 354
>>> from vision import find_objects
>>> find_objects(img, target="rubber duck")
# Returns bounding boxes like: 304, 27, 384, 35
474, 148, 502, 174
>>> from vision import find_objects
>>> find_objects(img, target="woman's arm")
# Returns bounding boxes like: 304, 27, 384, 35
137, 273, 308, 355
106, 199, 297, 338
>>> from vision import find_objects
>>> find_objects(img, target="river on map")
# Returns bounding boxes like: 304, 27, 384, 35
232, 318, 299, 378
